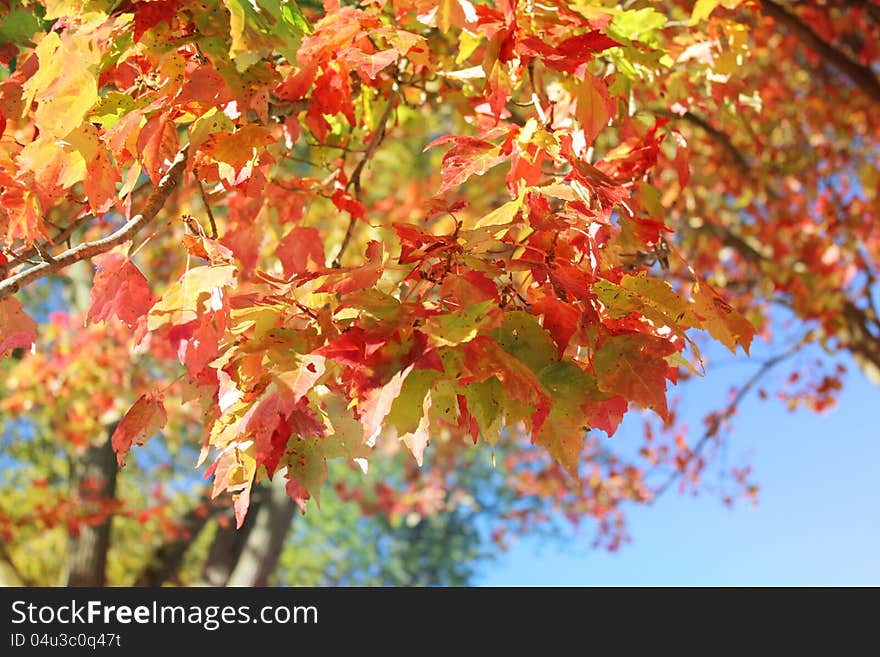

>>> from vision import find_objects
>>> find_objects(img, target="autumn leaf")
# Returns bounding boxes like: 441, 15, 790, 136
22, 31, 98, 140
278, 227, 325, 277
534, 361, 594, 476
425, 135, 508, 195
112, 393, 167, 467
87, 245, 153, 329
318, 241, 384, 295
137, 113, 179, 185
593, 334, 676, 420
693, 284, 755, 355
147, 264, 237, 331
575, 73, 614, 147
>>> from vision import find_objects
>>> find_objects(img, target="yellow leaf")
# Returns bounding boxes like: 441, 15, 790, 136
148, 264, 237, 330
22, 32, 99, 140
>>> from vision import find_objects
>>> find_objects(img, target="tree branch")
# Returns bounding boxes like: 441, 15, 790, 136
760, 0, 880, 103
653, 108, 752, 173
0, 147, 188, 301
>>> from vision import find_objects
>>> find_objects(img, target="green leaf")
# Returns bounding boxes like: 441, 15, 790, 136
387, 369, 441, 435
424, 299, 501, 346
534, 361, 594, 476
491, 311, 557, 374
609, 7, 667, 44
222, 0, 310, 70
287, 438, 327, 507
0, 8, 43, 45
462, 378, 506, 448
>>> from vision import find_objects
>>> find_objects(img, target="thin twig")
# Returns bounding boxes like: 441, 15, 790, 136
652, 340, 805, 498
331, 97, 397, 268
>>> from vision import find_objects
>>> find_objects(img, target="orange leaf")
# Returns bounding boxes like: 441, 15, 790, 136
137, 113, 179, 185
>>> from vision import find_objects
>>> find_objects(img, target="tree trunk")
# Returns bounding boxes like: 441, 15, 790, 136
226, 477, 297, 587
195, 486, 268, 586
65, 435, 118, 587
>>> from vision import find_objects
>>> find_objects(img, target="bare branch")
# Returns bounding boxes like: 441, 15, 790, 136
0, 147, 188, 301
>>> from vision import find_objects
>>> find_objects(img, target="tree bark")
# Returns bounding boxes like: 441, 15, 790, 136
195, 486, 269, 586
226, 477, 297, 587
65, 435, 118, 587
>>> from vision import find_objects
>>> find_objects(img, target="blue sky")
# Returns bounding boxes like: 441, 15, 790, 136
480, 341, 880, 586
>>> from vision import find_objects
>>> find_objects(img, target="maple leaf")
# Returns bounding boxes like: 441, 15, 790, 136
22, 31, 98, 140
318, 241, 384, 295
534, 361, 595, 476
285, 476, 310, 514
111, 393, 167, 467
358, 365, 414, 442
0, 297, 37, 357
519, 31, 619, 75
137, 113, 180, 185
276, 355, 326, 404
532, 296, 580, 357
693, 284, 755, 355
147, 264, 237, 331
423, 300, 502, 347
425, 135, 508, 195
575, 73, 614, 147
286, 439, 327, 508
593, 334, 676, 420
87, 245, 153, 329
491, 311, 557, 373
132, 0, 181, 42
399, 391, 432, 466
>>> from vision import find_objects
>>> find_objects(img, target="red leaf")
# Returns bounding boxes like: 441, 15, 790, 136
0, 297, 37, 357
425, 135, 508, 195
532, 296, 579, 357
87, 246, 153, 328
575, 73, 614, 147
137, 113, 179, 185
340, 47, 399, 80
111, 393, 167, 467
318, 240, 384, 295
583, 395, 628, 437
285, 476, 311, 514
278, 227, 326, 277
132, 0, 181, 41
